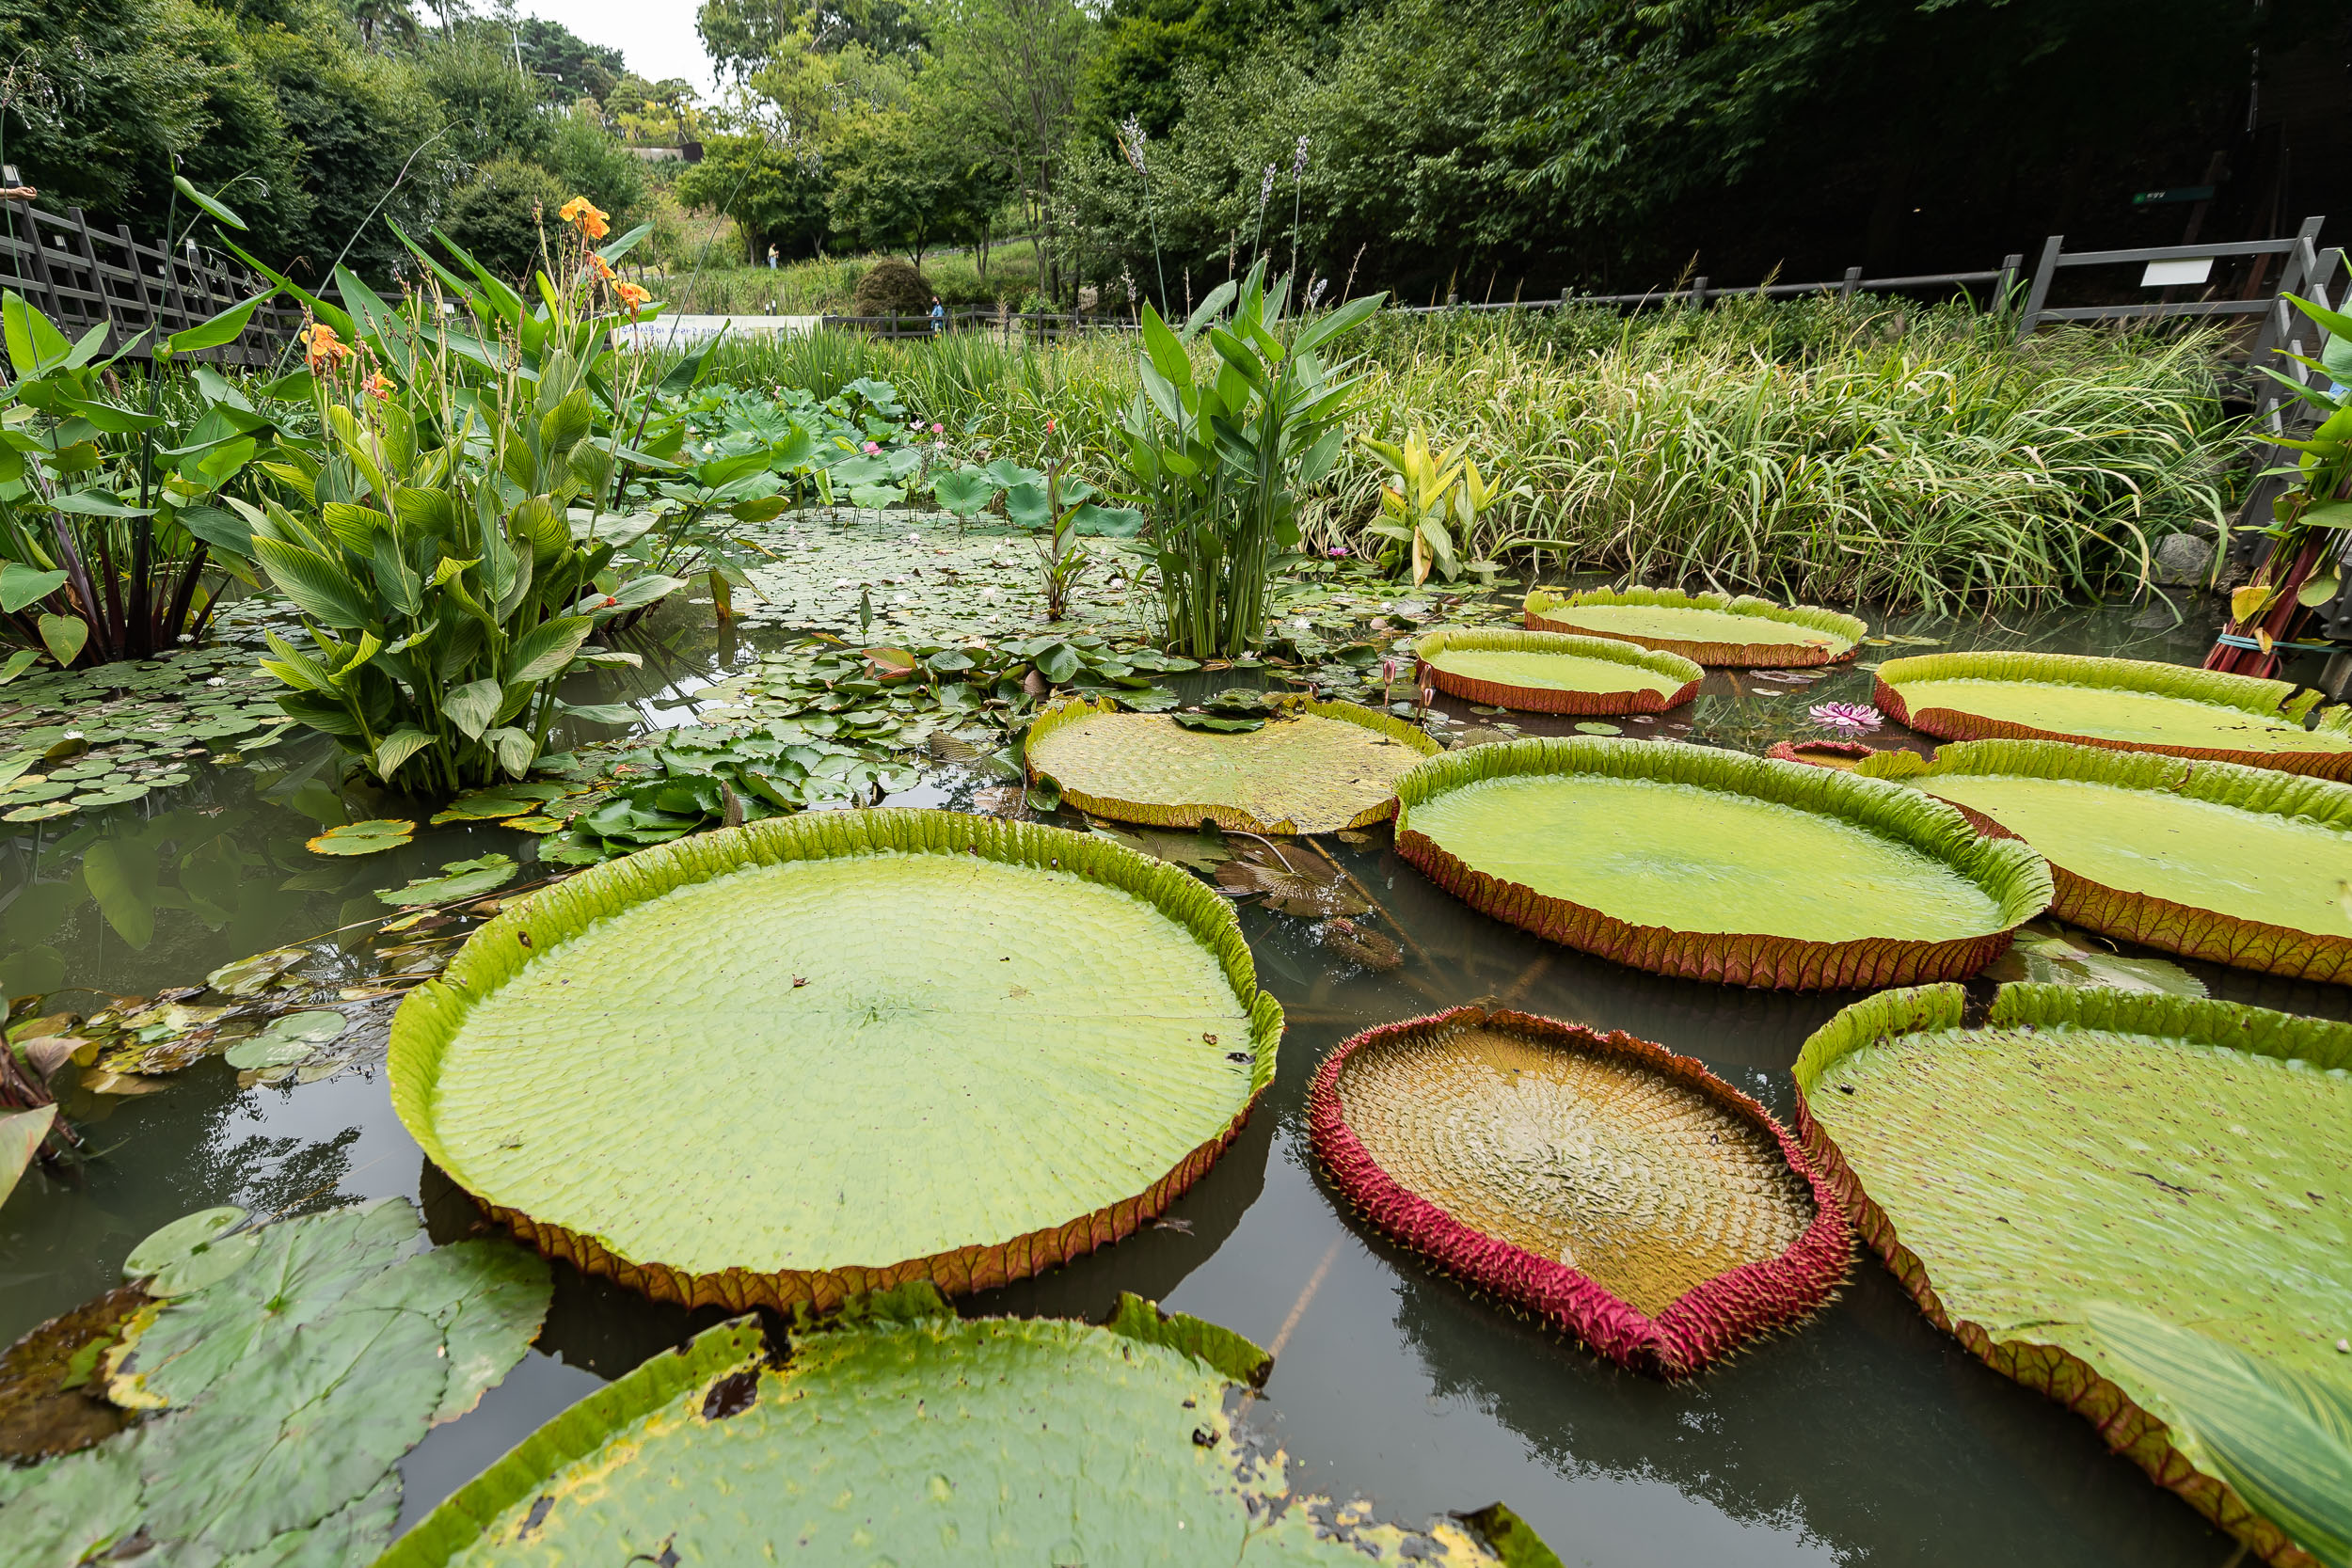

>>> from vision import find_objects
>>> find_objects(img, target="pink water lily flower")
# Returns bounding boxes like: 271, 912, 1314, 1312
1810, 702, 1883, 734
863, 440, 881, 454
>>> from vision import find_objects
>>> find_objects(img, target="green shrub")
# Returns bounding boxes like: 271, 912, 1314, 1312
439, 158, 568, 284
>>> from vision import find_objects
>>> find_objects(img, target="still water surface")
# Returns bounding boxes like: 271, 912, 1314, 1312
4, 584, 2339, 1566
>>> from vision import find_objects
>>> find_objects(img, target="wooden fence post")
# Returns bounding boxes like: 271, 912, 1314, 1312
2015, 235, 2063, 341
1837, 266, 1861, 299
1993, 253, 2023, 312
1690, 277, 1708, 309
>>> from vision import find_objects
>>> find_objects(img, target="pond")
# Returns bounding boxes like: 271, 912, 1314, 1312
2, 531, 2334, 1566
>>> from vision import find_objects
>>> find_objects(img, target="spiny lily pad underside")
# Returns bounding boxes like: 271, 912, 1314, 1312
1025, 694, 1441, 834
1414, 626, 1703, 715
1522, 586, 1865, 668
1393, 738, 2051, 989
1793, 983, 2352, 1567
1856, 738, 2352, 985
1311, 1006, 1849, 1377
1874, 651, 2352, 779
390, 810, 1284, 1311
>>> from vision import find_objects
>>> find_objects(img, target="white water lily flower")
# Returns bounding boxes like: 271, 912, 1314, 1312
205, 677, 227, 687
981, 588, 1000, 603
833, 579, 854, 589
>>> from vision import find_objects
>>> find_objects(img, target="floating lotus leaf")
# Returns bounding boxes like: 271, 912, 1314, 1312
378, 854, 519, 907
1310, 1006, 1849, 1377
0, 1198, 548, 1567
1522, 586, 1866, 668
308, 817, 417, 856
379, 1288, 1559, 1568
1853, 738, 2352, 985
390, 809, 1285, 1311
1414, 626, 1702, 715
1025, 694, 1441, 834
1791, 984, 2352, 1568
1392, 738, 2050, 989
1874, 651, 2352, 778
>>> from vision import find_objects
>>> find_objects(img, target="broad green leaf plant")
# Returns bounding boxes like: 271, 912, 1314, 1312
1113, 261, 1384, 659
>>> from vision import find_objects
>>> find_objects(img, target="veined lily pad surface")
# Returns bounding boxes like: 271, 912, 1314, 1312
1025, 694, 1440, 834
391, 810, 1284, 1310
1856, 739, 2352, 985
1522, 586, 1866, 668
1393, 739, 2050, 989
1414, 626, 1702, 715
1793, 984, 2352, 1568
1874, 651, 2352, 778
1311, 1006, 1848, 1377
380, 1290, 1557, 1568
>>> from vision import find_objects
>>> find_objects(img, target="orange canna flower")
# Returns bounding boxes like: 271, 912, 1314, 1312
587, 252, 616, 281
364, 372, 394, 402
300, 321, 352, 372
614, 280, 650, 315
559, 196, 610, 241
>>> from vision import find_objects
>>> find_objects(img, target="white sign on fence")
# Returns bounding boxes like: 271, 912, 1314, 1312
2140, 258, 2215, 287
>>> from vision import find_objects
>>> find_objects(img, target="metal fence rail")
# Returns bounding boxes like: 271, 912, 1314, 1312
0, 196, 300, 368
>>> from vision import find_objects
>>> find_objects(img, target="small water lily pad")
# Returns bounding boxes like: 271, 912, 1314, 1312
309, 818, 418, 856
431, 784, 570, 824
204, 946, 307, 996
1573, 721, 1624, 736
377, 855, 519, 908
69, 785, 149, 808
3, 801, 75, 822
123, 1206, 260, 1297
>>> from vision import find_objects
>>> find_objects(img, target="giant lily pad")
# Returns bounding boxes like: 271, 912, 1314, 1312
1874, 651, 2352, 779
1025, 694, 1441, 834
1792, 984, 2352, 1568
1414, 626, 1702, 715
1311, 1006, 1848, 1377
391, 809, 1284, 1310
0, 1197, 549, 1566
379, 1287, 1558, 1568
1522, 586, 1866, 668
1855, 739, 2352, 985
1393, 738, 2050, 989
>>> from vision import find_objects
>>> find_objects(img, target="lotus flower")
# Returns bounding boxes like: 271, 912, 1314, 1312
1810, 702, 1883, 734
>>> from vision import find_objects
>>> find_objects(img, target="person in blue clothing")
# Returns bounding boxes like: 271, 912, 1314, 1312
930, 295, 946, 333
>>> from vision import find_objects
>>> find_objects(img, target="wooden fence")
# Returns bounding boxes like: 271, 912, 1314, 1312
0, 196, 302, 368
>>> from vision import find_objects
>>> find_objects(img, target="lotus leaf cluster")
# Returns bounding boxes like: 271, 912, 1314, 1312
1873, 651, 2352, 778
1392, 737, 2051, 988
1522, 586, 1866, 668
391, 810, 1283, 1310
1793, 984, 2352, 1567
1413, 626, 1702, 715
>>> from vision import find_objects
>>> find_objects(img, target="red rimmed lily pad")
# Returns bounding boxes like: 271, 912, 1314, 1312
1414, 626, 1701, 715
1311, 1005, 1850, 1377
1523, 586, 1865, 668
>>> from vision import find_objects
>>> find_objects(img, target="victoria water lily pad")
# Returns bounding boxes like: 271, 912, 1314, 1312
1311, 1006, 1848, 1377
1853, 739, 2352, 985
308, 818, 417, 856
378, 1288, 1555, 1568
1413, 626, 1702, 715
1873, 651, 2352, 779
1522, 586, 1866, 668
0, 1197, 549, 1567
1792, 984, 2352, 1567
390, 810, 1284, 1310
1393, 739, 2051, 989
1025, 695, 1441, 835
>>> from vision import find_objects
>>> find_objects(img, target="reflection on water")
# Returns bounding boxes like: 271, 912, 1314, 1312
4, 585, 2337, 1562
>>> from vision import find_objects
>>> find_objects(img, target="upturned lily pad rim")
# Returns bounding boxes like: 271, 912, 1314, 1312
1521, 585, 1867, 668
1311, 1006, 1850, 1379
1873, 650, 2352, 779
1791, 983, 2352, 1568
389, 809, 1284, 1311
1413, 626, 1703, 715
1854, 737, 2352, 986
1025, 693, 1441, 834
378, 1291, 1558, 1568
1392, 738, 2052, 990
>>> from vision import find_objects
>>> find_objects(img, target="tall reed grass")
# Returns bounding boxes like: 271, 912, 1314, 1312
663, 296, 2240, 612
656, 240, 1043, 316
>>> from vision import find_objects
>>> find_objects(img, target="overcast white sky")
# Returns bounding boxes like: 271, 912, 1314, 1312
516, 0, 723, 97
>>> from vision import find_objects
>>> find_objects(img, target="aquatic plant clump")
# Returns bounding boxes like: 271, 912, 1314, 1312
1310, 1006, 1850, 1377
1522, 586, 1866, 668
1392, 738, 2051, 989
379, 1290, 1558, 1567
1413, 626, 1702, 715
1856, 739, 2352, 985
1792, 984, 2352, 1567
1764, 738, 1885, 770
1025, 694, 1441, 834
1874, 651, 2352, 779
390, 810, 1284, 1311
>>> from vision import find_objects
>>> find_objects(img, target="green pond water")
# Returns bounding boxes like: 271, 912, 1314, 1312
1918, 775, 2352, 939
1887, 676, 2352, 756
1425, 648, 1687, 697
3, 560, 2343, 1567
